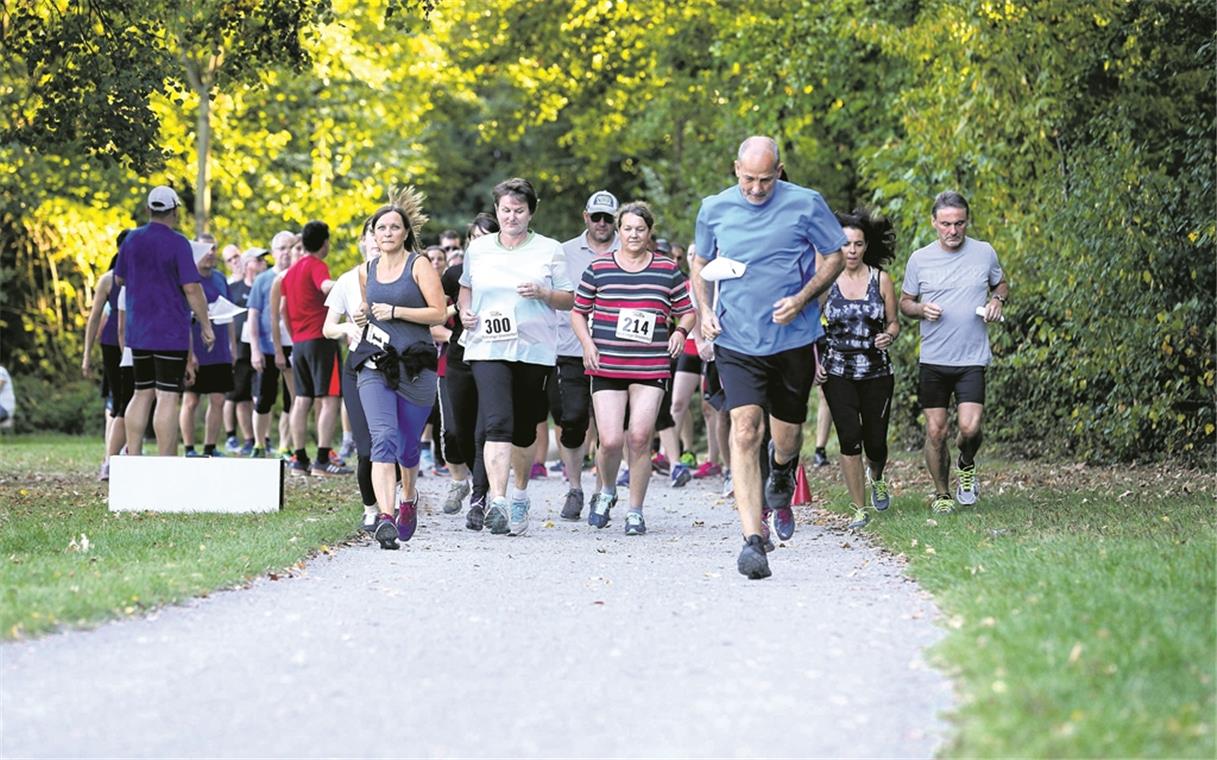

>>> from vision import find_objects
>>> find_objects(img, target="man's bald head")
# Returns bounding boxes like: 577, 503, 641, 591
734, 136, 783, 205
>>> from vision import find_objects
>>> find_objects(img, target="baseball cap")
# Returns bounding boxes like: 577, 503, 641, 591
585, 190, 619, 215
654, 238, 672, 255
147, 186, 182, 212
241, 247, 270, 264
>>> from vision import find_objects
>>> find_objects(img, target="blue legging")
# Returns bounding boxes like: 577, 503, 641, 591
357, 370, 432, 466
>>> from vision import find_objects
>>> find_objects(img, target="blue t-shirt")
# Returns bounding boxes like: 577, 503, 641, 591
247, 269, 276, 354
192, 270, 231, 366
114, 222, 202, 351
694, 181, 846, 355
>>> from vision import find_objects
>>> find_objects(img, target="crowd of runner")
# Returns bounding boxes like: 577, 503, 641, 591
83, 135, 1008, 579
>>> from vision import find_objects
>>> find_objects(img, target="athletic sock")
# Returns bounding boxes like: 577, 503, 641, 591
815, 446, 827, 458
510, 485, 528, 502
225, 429, 235, 439
244, 438, 255, 447
958, 454, 974, 469
342, 431, 354, 446
184, 445, 196, 454
295, 448, 310, 466
203, 444, 216, 456
317, 446, 332, 464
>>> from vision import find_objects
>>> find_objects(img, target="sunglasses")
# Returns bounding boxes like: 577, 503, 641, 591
442, 245, 462, 253
590, 213, 614, 224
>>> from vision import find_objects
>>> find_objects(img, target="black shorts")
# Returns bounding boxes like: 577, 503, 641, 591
227, 347, 254, 402
715, 342, 817, 424
547, 356, 592, 449
131, 349, 188, 393
653, 359, 677, 431
186, 363, 234, 395
675, 351, 702, 375
702, 360, 725, 411
918, 364, 986, 408
471, 360, 551, 446
292, 338, 341, 398
101, 343, 134, 416
590, 376, 667, 394
254, 346, 292, 415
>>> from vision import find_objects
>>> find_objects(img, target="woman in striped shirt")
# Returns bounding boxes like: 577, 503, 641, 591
571, 201, 696, 535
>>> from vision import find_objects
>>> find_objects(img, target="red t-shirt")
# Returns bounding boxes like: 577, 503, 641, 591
282, 254, 331, 341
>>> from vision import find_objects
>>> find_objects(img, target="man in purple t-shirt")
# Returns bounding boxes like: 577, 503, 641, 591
114, 186, 214, 456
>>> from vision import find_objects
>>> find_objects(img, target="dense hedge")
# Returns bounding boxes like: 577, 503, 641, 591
9, 377, 105, 437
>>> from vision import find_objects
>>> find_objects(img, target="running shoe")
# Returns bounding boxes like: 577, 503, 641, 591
239, 441, 255, 457
361, 505, 378, 533
225, 435, 240, 454
616, 467, 630, 487
419, 447, 435, 471
486, 497, 510, 535
207, 449, 225, 457
529, 462, 547, 480
442, 479, 470, 515
931, 494, 955, 514
338, 438, 357, 461
678, 451, 697, 468
588, 492, 616, 529
373, 514, 399, 550
692, 461, 721, 479
759, 510, 775, 552
670, 463, 692, 488
311, 460, 352, 476
508, 494, 530, 536
848, 505, 871, 530
250, 447, 266, 459
466, 495, 486, 531
722, 471, 734, 498
396, 497, 418, 542
956, 462, 979, 506
98, 461, 109, 482
650, 453, 671, 476
870, 477, 891, 511
289, 456, 311, 476
763, 442, 796, 512
278, 446, 293, 462
433, 464, 449, 477
328, 450, 348, 468
560, 489, 584, 521
737, 534, 771, 579
185, 449, 202, 458
624, 511, 646, 536
549, 460, 565, 473
813, 449, 830, 467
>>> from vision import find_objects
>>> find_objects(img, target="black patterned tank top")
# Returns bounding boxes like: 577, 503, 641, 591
824, 267, 892, 380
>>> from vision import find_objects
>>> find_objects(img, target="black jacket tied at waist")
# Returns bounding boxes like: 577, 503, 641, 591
348, 340, 437, 389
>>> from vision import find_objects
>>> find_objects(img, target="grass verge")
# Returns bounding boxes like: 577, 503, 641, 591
804, 451, 1216, 758
0, 434, 361, 639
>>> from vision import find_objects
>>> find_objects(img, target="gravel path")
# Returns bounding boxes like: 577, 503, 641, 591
2, 469, 953, 758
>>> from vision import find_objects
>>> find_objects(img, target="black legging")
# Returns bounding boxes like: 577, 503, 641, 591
822, 374, 894, 466
442, 357, 488, 498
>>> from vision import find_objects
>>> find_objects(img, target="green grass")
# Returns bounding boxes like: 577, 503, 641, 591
0, 434, 361, 638
805, 452, 1216, 758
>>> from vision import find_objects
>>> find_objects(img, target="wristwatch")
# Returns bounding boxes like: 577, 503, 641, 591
992, 294, 1007, 304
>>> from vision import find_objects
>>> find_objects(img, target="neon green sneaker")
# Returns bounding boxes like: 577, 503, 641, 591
870, 477, 891, 511
848, 504, 871, 529
956, 463, 979, 506
679, 451, 696, 467
931, 494, 955, 514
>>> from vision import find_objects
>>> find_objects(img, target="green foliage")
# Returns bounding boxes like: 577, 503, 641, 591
10, 378, 103, 436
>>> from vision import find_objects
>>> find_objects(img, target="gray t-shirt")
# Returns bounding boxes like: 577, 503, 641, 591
557, 230, 617, 358
902, 237, 1004, 367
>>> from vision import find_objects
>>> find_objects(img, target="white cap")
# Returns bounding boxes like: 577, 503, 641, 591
241, 247, 270, 264
584, 190, 619, 215
148, 186, 182, 212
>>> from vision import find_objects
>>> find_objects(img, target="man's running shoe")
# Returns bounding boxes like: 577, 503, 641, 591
670, 463, 692, 488
338, 439, 357, 461
373, 514, 399, 550
848, 505, 871, 529
588, 492, 616, 529
396, 497, 418, 542
466, 495, 486, 531
208, 449, 225, 457
722, 471, 734, 498
225, 435, 240, 453
250, 447, 266, 459
442, 479, 470, 515
433, 464, 449, 477
870, 476, 891, 511
278, 446, 293, 462
529, 462, 547, 480
931, 494, 955, 514
692, 461, 721, 479
560, 489, 584, 521
737, 535, 772, 579
239, 441, 255, 457
312, 460, 352, 476
98, 461, 110, 482
678, 451, 697, 468
956, 463, 979, 506
616, 467, 630, 487
759, 510, 775, 552
328, 450, 348, 468
650, 453, 671, 476
549, 460, 565, 473
486, 497, 510, 535
289, 456, 311, 476
361, 506, 378, 533
185, 449, 202, 458
624, 511, 646, 536
813, 449, 830, 467
508, 494, 530, 536
763, 442, 796, 512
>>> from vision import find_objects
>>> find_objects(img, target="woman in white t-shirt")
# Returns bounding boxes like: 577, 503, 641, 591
457, 178, 575, 538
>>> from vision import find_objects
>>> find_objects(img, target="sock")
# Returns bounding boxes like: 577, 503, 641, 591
600, 486, 616, 498
295, 448, 310, 465
203, 444, 216, 455
184, 445, 195, 453
629, 504, 643, 514
510, 485, 528, 502
342, 431, 354, 445
244, 438, 254, 446
958, 454, 974, 469
225, 429, 235, 439
318, 446, 332, 463
815, 446, 827, 456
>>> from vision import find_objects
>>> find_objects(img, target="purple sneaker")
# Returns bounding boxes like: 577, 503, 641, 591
396, 498, 418, 542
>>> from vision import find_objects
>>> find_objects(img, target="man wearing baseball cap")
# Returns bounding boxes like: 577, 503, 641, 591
552, 189, 620, 520
114, 185, 215, 456
223, 247, 269, 455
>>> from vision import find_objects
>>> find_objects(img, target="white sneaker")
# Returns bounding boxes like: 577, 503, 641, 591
443, 479, 471, 514
722, 471, 734, 498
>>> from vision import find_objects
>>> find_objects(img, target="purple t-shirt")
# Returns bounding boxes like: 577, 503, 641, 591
114, 223, 201, 351
192, 270, 231, 366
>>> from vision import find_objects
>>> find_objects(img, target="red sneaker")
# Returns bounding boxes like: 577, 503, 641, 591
692, 461, 722, 479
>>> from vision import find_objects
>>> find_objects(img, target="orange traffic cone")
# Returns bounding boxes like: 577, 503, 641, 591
792, 462, 812, 506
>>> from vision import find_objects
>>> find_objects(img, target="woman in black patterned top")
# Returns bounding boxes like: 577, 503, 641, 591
820, 208, 899, 527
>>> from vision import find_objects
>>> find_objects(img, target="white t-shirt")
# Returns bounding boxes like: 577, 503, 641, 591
0, 366, 14, 414
459, 231, 574, 365
324, 268, 364, 349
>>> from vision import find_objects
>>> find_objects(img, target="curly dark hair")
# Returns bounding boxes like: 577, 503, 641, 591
835, 207, 895, 270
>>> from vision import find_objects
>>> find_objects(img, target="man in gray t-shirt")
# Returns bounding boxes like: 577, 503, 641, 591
900, 191, 1008, 514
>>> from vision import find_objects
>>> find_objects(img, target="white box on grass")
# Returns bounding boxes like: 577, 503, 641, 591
108, 456, 283, 513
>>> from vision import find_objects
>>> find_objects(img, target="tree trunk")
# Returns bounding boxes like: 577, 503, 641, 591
195, 89, 210, 238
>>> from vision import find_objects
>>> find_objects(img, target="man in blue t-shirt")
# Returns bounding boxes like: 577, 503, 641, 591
691, 136, 846, 580
114, 186, 214, 456
247, 230, 297, 457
